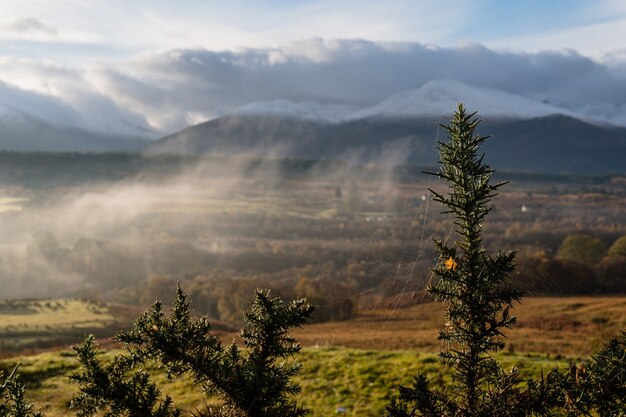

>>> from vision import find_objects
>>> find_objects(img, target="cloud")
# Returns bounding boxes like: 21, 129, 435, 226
0, 58, 156, 136
2, 17, 58, 37
101, 40, 626, 131
0, 39, 625, 136
488, 17, 626, 62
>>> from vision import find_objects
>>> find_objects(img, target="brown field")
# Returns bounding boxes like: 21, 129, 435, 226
1, 296, 623, 359
293, 296, 626, 356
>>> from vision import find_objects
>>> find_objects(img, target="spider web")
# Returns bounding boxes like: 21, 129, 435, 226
339, 119, 576, 335
348, 121, 450, 331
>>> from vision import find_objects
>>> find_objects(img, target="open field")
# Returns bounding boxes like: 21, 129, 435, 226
0, 296, 626, 356
2, 346, 571, 417
0, 295, 624, 357
295, 296, 626, 356
0, 299, 141, 353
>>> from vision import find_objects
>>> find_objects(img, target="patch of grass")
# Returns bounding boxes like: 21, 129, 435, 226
0, 299, 113, 329
0, 299, 125, 352
0, 347, 571, 417
295, 296, 626, 356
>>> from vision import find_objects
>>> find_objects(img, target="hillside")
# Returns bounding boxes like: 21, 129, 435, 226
0, 299, 140, 353
148, 114, 626, 174
0, 104, 148, 152
295, 296, 626, 355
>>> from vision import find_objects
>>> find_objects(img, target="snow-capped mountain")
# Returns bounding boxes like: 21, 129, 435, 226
234, 99, 358, 123
151, 79, 626, 174
344, 79, 577, 121
229, 79, 622, 126
0, 103, 147, 152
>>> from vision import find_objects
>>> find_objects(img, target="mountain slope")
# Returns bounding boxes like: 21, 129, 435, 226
0, 104, 147, 152
148, 113, 626, 175
226, 80, 583, 124
234, 100, 358, 123
345, 79, 576, 121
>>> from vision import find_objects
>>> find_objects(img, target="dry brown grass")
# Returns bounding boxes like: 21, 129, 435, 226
293, 296, 626, 356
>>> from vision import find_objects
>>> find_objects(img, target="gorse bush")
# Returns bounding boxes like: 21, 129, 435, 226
386, 104, 626, 417
0, 366, 41, 417
386, 104, 523, 417
70, 286, 314, 417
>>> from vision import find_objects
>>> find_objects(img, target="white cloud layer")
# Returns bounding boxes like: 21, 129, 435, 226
0, 1, 623, 136
0, 39, 624, 136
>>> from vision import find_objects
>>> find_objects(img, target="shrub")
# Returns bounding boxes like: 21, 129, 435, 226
0, 365, 42, 417
386, 104, 626, 417
71, 286, 314, 417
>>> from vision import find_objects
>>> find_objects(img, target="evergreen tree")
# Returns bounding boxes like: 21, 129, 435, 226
426, 104, 523, 415
70, 336, 181, 417
386, 104, 626, 417
71, 286, 314, 417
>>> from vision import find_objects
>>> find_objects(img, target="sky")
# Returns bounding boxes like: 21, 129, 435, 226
0, 0, 625, 136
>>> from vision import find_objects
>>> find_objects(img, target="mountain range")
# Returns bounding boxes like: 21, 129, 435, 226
2, 79, 626, 174
149, 80, 626, 175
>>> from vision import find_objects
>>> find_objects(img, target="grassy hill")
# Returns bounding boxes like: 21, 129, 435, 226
0, 299, 140, 353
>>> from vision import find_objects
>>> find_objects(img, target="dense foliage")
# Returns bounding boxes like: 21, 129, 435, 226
71, 286, 314, 417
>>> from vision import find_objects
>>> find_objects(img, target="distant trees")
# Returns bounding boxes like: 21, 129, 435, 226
557, 233, 606, 264
294, 277, 355, 322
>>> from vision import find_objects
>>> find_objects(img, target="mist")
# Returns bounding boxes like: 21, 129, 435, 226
1, 135, 623, 320
0, 148, 427, 302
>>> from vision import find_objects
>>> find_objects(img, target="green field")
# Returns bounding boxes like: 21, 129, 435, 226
2, 346, 571, 417
0, 299, 137, 353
